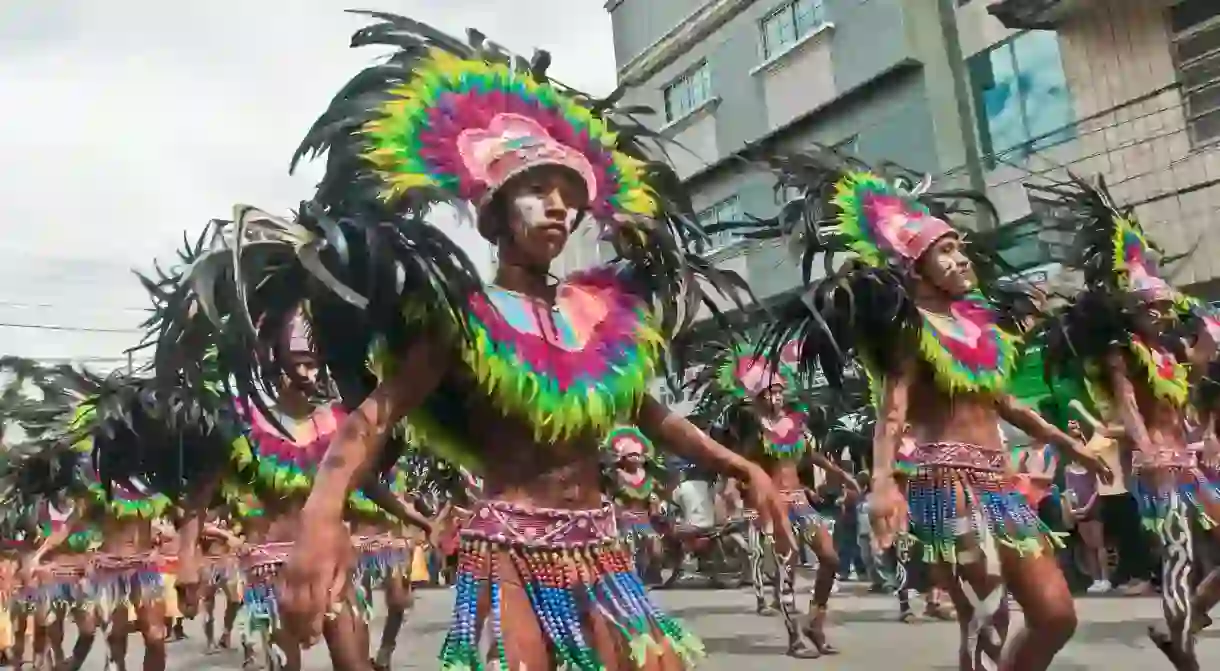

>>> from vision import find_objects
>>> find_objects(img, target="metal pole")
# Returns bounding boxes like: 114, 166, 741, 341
936, 0, 989, 209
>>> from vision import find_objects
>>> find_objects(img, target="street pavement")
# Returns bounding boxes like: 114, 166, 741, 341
76, 585, 1220, 669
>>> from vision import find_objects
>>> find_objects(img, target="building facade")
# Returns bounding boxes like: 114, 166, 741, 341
600, 0, 984, 305
965, 0, 1220, 294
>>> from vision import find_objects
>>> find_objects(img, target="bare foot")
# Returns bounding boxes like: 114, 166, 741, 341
1148, 624, 1200, 671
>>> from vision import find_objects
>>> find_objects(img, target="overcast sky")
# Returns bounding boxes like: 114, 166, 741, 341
0, 1, 618, 364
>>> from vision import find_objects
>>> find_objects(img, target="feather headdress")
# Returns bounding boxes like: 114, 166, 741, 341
1028, 174, 1201, 407
716, 145, 1029, 398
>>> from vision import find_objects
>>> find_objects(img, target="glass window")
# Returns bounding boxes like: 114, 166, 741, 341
1170, 0, 1220, 146
696, 195, 743, 251
663, 62, 713, 122
968, 30, 1076, 164
761, 0, 826, 60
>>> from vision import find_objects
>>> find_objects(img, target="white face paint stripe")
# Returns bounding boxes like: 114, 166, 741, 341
512, 194, 578, 230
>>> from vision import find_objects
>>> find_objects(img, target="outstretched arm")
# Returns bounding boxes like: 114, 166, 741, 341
362, 479, 433, 534
636, 396, 760, 481
1105, 349, 1154, 453
808, 444, 857, 492
305, 334, 450, 521
873, 359, 915, 484
25, 510, 82, 568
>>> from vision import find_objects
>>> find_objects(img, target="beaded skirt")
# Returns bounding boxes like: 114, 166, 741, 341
439, 500, 704, 671
238, 542, 292, 634
354, 534, 411, 587
90, 552, 167, 612
616, 508, 659, 543
1132, 460, 1220, 533
781, 489, 825, 540
19, 558, 91, 611
906, 442, 1060, 565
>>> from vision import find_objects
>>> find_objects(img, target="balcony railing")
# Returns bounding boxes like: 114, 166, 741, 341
986, 0, 1086, 30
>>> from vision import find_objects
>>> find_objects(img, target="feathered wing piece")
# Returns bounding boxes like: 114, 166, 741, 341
61, 366, 238, 508
724, 145, 1028, 398
1029, 174, 1199, 408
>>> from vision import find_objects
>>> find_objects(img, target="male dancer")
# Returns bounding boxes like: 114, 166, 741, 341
1035, 176, 1220, 670
603, 426, 665, 583
750, 147, 1111, 671
692, 339, 856, 657
157, 13, 796, 670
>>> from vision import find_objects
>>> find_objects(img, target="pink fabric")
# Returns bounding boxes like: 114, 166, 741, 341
860, 192, 953, 261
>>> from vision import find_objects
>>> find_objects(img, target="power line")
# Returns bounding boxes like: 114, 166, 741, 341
0, 322, 142, 334
0, 300, 150, 313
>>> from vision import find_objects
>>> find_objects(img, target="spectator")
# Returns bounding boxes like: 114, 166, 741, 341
854, 472, 884, 591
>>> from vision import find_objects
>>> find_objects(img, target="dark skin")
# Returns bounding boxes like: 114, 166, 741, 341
734, 385, 857, 654
277, 166, 796, 669
869, 233, 1112, 671
1110, 308, 1220, 657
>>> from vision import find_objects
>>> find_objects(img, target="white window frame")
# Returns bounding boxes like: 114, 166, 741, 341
760, 0, 827, 60
696, 195, 744, 253
662, 62, 713, 123
1170, 0, 1220, 147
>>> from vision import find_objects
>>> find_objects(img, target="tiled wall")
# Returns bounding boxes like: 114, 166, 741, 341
970, 0, 1220, 286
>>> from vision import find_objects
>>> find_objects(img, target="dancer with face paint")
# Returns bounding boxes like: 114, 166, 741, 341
689, 338, 856, 657
735, 146, 1112, 671
150, 12, 795, 670
1033, 176, 1220, 671
602, 426, 665, 583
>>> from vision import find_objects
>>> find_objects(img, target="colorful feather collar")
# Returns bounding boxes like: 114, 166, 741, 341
615, 467, 654, 502
403, 267, 662, 467
757, 408, 810, 459
916, 294, 1018, 395
1128, 337, 1189, 407
237, 398, 346, 497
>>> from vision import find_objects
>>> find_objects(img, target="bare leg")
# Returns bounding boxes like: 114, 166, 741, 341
803, 525, 840, 654
136, 601, 167, 671
1147, 494, 1200, 671
321, 592, 372, 671
221, 581, 242, 649
758, 527, 818, 658
202, 585, 218, 653
997, 547, 1077, 671
746, 522, 775, 615
1189, 495, 1220, 634
373, 574, 410, 671
104, 607, 129, 671
60, 608, 96, 671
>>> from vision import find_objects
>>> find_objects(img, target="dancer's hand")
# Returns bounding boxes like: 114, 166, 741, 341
277, 516, 352, 645
1079, 453, 1114, 485
869, 477, 907, 552
743, 465, 798, 556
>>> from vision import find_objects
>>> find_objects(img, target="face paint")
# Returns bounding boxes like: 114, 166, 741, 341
512, 194, 579, 230
513, 194, 549, 229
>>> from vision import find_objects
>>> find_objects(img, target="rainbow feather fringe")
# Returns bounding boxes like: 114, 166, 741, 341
361, 48, 656, 220
387, 269, 662, 468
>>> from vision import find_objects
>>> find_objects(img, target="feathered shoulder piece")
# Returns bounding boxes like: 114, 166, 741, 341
63, 367, 237, 512
723, 145, 1023, 399
1030, 174, 1197, 407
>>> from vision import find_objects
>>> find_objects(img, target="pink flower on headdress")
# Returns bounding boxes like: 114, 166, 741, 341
456, 113, 597, 204
611, 434, 645, 459
735, 356, 785, 397
861, 193, 953, 261
778, 340, 803, 367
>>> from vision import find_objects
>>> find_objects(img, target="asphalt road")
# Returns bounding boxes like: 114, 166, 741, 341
71, 585, 1220, 669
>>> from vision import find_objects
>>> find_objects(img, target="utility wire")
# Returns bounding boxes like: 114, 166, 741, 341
0, 322, 142, 334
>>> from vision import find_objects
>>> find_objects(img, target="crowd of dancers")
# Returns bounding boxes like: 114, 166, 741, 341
0, 9, 1218, 671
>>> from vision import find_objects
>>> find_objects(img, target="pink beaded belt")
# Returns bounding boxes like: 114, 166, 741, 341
913, 441, 1007, 473
461, 500, 618, 548
1136, 447, 1197, 470
238, 542, 293, 585
617, 509, 650, 525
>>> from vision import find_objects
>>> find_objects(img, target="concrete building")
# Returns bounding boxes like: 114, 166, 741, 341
599, 0, 988, 305
965, 0, 1220, 295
